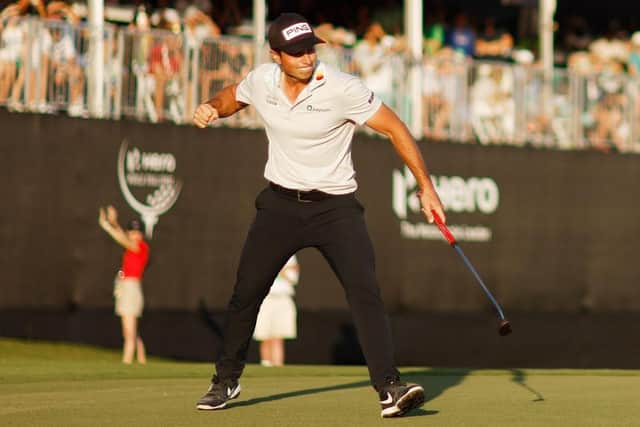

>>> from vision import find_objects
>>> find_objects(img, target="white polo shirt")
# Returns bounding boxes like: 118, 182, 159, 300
235, 62, 382, 194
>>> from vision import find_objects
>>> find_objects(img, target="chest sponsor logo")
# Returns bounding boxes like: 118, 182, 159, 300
282, 23, 312, 41
392, 166, 499, 242
266, 95, 279, 106
117, 139, 182, 238
306, 104, 331, 112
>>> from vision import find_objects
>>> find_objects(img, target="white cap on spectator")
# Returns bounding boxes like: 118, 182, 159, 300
632, 31, 640, 46
512, 49, 534, 64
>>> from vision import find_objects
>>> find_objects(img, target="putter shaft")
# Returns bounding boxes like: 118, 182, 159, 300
452, 244, 506, 321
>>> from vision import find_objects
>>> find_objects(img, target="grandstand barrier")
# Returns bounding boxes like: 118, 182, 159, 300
3, 16, 640, 151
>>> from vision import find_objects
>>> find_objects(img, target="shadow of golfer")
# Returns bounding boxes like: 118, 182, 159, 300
403, 368, 470, 403
230, 378, 371, 409
229, 367, 470, 417
511, 369, 544, 402
230, 378, 438, 416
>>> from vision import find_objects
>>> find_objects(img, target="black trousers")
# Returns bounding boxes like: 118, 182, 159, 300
215, 185, 400, 390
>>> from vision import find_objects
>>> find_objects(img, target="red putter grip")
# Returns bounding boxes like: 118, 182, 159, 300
431, 210, 456, 245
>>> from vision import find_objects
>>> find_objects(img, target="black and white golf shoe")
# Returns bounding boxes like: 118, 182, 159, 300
378, 380, 425, 418
196, 375, 241, 410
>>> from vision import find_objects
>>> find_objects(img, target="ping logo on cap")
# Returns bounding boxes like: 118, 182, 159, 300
282, 22, 312, 40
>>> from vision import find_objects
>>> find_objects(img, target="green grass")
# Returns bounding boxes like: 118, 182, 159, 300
1, 338, 639, 426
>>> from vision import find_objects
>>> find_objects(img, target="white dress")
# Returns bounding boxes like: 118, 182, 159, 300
253, 255, 299, 341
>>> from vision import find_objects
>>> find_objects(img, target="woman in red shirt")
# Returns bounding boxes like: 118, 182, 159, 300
99, 206, 150, 364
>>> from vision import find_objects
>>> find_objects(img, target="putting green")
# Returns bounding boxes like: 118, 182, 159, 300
1, 338, 639, 426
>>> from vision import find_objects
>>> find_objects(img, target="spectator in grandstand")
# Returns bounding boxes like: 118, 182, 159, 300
24, 18, 51, 112
422, 47, 459, 140
130, 3, 151, 32
129, 4, 159, 122
198, 39, 220, 104
447, 12, 475, 58
475, 17, 513, 61
314, 22, 356, 71
589, 22, 629, 66
148, 33, 183, 123
151, 0, 181, 33
353, 22, 398, 106
183, 5, 220, 118
175, 0, 212, 17
0, 0, 47, 19
49, 24, 85, 116
46, 1, 80, 24
628, 31, 640, 76
628, 32, 640, 151
470, 63, 515, 144
1, 2, 74, 113
567, 50, 596, 75
423, 8, 446, 57
588, 60, 629, 152
315, 23, 342, 68
253, 254, 299, 367
103, 26, 125, 117
200, 39, 251, 112
184, 6, 220, 43
0, 18, 7, 100
99, 206, 149, 365
0, 15, 25, 109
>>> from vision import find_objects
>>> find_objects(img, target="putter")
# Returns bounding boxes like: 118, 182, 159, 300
431, 210, 512, 336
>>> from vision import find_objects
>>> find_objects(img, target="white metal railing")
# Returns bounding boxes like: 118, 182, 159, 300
2, 16, 640, 153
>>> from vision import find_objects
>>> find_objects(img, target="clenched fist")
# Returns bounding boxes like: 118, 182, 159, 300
193, 103, 219, 128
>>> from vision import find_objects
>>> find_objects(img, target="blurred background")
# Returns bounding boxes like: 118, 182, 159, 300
1, 0, 640, 369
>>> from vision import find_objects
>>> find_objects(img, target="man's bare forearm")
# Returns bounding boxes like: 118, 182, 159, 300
387, 125, 432, 189
206, 84, 247, 118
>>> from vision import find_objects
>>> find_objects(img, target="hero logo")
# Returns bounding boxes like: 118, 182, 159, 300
392, 166, 499, 242
282, 23, 312, 40
117, 139, 182, 238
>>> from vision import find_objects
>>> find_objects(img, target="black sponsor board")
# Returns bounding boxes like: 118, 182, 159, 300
1, 109, 640, 316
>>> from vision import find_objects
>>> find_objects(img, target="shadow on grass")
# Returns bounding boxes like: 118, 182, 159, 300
230, 378, 371, 409
511, 369, 545, 402
230, 368, 471, 417
403, 369, 470, 404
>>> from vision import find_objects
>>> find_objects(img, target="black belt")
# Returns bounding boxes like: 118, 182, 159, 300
269, 182, 334, 202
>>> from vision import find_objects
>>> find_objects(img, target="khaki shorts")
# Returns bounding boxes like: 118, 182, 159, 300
253, 294, 297, 341
114, 277, 144, 318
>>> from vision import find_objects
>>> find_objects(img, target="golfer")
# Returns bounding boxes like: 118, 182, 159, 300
193, 13, 445, 418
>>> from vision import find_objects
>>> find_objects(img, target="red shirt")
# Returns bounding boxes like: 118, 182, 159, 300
121, 240, 150, 279
149, 43, 180, 74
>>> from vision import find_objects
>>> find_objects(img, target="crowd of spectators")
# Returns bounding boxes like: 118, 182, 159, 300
2, 0, 640, 152
0, 0, 84, 113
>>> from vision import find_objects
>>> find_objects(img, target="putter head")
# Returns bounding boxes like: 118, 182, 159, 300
498, 320, 512, 336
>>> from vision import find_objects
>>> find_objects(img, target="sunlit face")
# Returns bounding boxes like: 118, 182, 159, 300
272, 48, 317, 83
127, 230, 143, 241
